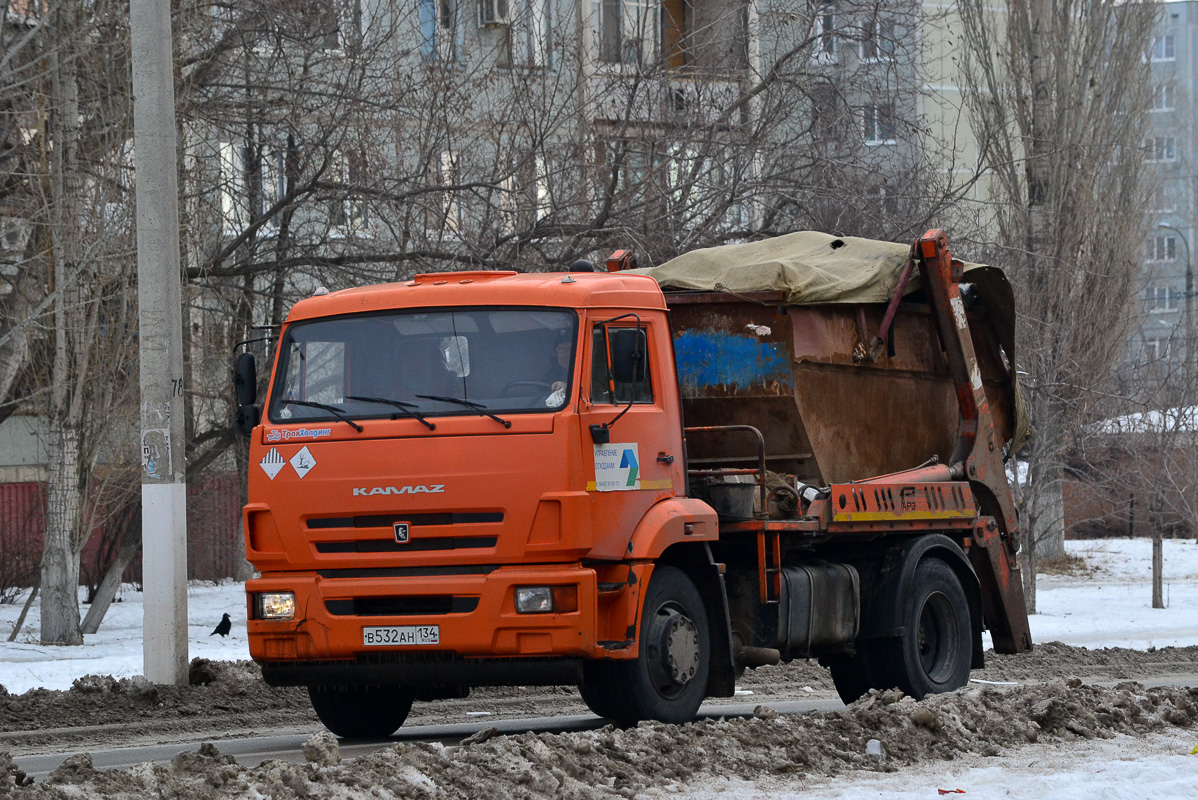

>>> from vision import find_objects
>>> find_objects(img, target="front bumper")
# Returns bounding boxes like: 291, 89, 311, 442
246, 563, 601, 676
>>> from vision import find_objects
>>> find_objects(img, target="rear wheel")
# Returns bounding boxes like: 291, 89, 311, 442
890, 558, 972, 699
307, 685, 415, 738
601, 566, 711, 726
826, 645, 879, 705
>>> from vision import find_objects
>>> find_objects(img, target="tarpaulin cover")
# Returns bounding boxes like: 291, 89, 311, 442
631, 230, 1030, 452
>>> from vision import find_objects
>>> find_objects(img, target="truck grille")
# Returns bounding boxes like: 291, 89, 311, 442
314, 536, 497, 554
317, 565, 497, 579
307, 512, 503, 529
325, 596, 479, 616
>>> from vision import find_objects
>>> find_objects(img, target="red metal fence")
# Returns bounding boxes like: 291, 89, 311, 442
0, 482, 45, 599
0, 473, 244, 595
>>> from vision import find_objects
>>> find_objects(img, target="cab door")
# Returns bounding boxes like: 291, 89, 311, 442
579, 313, 685, 559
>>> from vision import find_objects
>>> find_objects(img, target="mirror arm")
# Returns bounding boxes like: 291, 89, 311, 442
233, 335, 273, 353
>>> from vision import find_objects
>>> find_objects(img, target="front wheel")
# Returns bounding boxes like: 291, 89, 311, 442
578, 662, 621, 719
602, 566, 711, 726
889, 558, 972, 699
307, 685, 415, 738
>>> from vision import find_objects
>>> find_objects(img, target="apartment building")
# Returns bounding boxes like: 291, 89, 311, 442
197, 0, 929, 283
1141, 2, 1196, 370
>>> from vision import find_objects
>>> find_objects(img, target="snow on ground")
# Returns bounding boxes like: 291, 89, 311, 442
1, 538, 1197, 798
1021, 538, 1198, 650
1, 538, 1196, 696
0, 581, 250, 694
681, 731, 1198, 800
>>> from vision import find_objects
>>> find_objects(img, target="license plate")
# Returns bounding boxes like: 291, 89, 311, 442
362, 625, 439, 647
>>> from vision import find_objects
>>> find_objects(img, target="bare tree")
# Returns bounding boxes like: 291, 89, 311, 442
958, 0, 1156, 610
0, 1, 140, 644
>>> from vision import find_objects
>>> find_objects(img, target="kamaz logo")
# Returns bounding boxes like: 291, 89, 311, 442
353, 484, 445, 496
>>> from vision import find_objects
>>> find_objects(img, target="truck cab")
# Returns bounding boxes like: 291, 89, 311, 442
240, 270, 722, 735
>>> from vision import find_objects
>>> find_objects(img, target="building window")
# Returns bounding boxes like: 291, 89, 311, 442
1147, 235, 1177, 262
860, 15, 895, 61
1151, 83, 1175, 112
1150, 186, 1175, 213
863, 103, 896, 144
498, 153, 551, 230
814, 3, 836, 60
866, 184, 900, 219
1151, 34, 1175, 61
1146, 286, 1178, 313
218, 142, 247, 232
1145, 136, 1177, 162
594, 0, 658, 65
510, 0, 551, 67
421, 0, 462, 62
329, 149, 368, 232
429, 149, 461, 233
218, 141, 288, 234
1145, 335, 1172, 362
661, 0, 686, 68
317, 0, 363, 50
260, 148, 287, 229
811, 82, 844, 142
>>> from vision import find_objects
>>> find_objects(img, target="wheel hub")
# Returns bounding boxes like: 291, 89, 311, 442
662, 611, 700, 685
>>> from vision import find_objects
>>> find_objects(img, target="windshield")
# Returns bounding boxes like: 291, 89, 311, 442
268, 308, 577, 425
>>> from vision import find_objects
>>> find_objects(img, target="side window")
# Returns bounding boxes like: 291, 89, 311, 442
590, 324, 653, 404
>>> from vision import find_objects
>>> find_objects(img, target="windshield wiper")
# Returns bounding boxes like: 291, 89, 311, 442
346, 396, 436, 430
415, 395, 512, 429
283, 399, 364, 432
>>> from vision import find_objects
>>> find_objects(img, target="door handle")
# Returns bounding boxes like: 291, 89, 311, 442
657, 452, 674, 464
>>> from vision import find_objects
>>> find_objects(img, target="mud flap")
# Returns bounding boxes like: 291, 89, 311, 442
669, 543, 736, 698
970, 519, 1033, 654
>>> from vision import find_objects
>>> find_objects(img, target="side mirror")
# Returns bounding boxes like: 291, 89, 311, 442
234, 404, 261, 437
609, 328, 646, 384
234, 352, 257, 406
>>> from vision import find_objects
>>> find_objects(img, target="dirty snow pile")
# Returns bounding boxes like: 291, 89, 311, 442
2, 680, 1196, 799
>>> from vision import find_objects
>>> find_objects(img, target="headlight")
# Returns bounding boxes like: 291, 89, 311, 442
514, 586, 577, 614
515, 587, 553, 614
256, 592, 296, 620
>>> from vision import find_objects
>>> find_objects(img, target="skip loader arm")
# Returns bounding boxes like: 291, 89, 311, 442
915, 230, 1032, 654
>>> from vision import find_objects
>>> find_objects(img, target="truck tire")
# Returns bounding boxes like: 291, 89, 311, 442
603, 566, 711, 726
825, 644, 882, 705
578, 663, 620, 719
889, 558, 972, 699
307, 685, 415, 738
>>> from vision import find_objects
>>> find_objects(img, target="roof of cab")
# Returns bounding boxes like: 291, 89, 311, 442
285, 271, 666, 323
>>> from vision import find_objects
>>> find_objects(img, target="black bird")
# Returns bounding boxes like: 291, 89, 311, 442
211, 613, 232, 637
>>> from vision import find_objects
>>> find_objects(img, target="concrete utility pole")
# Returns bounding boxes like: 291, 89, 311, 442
130, 0, 188, 683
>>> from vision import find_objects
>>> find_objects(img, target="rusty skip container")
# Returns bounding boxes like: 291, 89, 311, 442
632, 231, 1028, 486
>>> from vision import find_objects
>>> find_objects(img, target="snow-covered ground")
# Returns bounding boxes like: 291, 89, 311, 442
1024, 537, 1198, 650
685, 731, 1198, 800
0, 580, 251, 695
2, 538, 1196, 798
1, 538, 1196, 695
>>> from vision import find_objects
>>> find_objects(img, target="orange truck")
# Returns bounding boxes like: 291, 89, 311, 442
233, 229, 1031, 737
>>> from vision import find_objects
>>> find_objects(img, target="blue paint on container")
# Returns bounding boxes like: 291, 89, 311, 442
673, 330, 790, 392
